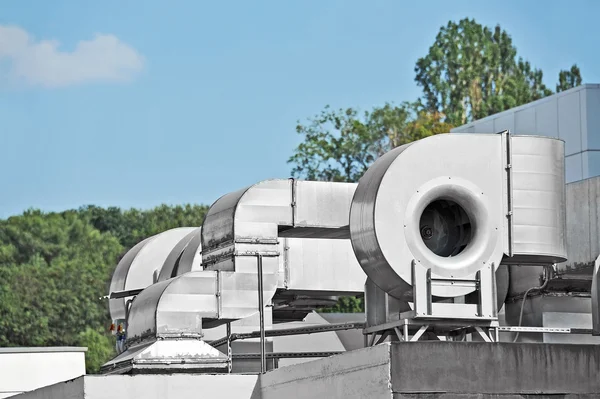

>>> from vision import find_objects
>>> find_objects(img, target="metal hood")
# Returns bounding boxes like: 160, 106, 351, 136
100, 339, 229, 375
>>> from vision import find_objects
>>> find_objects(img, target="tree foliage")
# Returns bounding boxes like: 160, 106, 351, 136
557, 64, 583, 92
289, 102, 452, 183
0, 204, 208, 373
415, 18, 581, 125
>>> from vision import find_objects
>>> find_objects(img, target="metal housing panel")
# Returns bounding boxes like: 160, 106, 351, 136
564, 178, 592, 267
585, 151, 600, 180
510, 136, 567, 263
515, 107, 536, 133
558, 91, 583, 156
351, 134, 506, 300
493, 113, 515, 132
565, 153, 583, 183
586, 87, 600, 150
475, 119, 494, 133
281, 237, 365, 294
294, 181, 355, 229
535, 97, 559, 138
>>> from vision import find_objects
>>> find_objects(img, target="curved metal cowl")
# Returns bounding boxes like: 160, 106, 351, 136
126, 271, 218, 345
508, 135, 567, 264
350, 133, 567, 301
108, 227, 198, 321
157, 227, 202, 282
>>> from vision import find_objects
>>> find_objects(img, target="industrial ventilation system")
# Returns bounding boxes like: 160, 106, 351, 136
100, 132, 595, 375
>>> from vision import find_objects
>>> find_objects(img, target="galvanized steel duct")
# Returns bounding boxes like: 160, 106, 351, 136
200, 179, 359, 320
157, 227, 203, 282
109, 227, 198, 321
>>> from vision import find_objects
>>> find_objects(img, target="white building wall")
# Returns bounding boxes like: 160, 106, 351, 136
0, 347, 86, 398
17, 374, 260, 399
451, 84, 600, 183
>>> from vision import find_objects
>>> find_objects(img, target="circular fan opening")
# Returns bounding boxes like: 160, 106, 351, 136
418, 199, 472, 257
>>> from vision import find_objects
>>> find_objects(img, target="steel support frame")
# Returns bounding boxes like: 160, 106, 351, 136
363, 317, 500, 344
362, 319, 594, 345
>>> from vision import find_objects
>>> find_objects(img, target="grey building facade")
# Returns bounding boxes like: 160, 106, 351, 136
451, 84, 600, 183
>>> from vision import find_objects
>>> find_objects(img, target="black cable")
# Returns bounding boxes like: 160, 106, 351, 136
512, 265, 552, 343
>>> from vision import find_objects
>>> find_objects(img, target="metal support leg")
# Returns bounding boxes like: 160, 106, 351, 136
257, 255, 266, 374
394, 327, 404, 342
375, 330, 390, 345
369, 333, 377, 347
403, 322, 409, 341
474, 327, 492, 342
411, 325, 429, 342
226, 322, 232, 373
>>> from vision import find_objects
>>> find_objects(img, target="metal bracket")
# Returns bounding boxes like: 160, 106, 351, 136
500, 129, 514, 257
593, 255, 600, 336
411, 260, 497, 321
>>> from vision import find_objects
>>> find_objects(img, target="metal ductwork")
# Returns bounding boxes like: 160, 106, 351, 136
350, 133, 566, 302
109, 227, 198, 322
103, 180, 367, 372
200, 179, 361, 322
157, 227, 203, 282
103, 131, 570, 374
102, 271, 229, 374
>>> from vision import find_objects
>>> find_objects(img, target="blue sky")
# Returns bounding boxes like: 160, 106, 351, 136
1, 0, 599, 218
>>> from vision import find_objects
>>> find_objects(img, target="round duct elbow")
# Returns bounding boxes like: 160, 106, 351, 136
350, 134, 507, 300
108, 227, 199, 321
126, 271, 219, 348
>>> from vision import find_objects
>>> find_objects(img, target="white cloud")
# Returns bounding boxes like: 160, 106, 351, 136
0, 24, 144, 88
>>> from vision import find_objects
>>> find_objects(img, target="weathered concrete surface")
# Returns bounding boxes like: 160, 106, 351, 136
259, 344, 392, 399
14, 343, 600, 398
16, 374, 260, 399
390, 342, 600, 396
259, 342, 600, 398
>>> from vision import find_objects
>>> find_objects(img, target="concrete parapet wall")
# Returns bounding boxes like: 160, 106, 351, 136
17, 374, 260, 399
260, 342, 600, 398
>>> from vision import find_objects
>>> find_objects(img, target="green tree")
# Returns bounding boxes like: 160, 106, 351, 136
77, 328, 115, 374
79, 204, 209, 249
288, 102, 451, 183
0, 203, 209, 373
557, 64, 582, 92
0, 210, 123, 370
415, 18, 581, 125
288, 106, 385, 183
